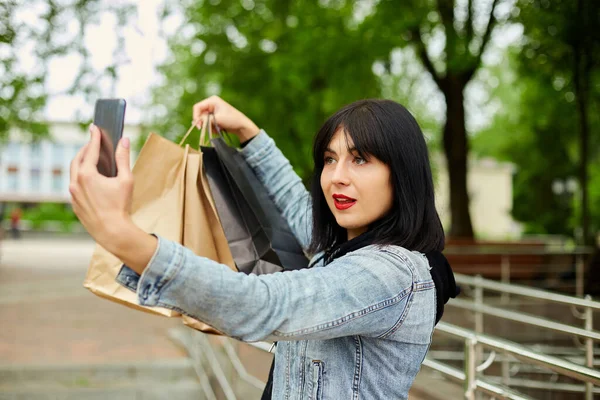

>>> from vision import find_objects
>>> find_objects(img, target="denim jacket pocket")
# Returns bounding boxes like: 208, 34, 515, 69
307, 360, 324, 400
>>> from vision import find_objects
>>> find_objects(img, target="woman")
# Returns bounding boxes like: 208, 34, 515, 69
70, 96, 458, 399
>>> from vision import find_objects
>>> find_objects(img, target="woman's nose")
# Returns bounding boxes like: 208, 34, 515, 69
331, 163, 350, 185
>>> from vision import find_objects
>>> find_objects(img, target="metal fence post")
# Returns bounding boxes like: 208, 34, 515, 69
464, 337, 477, 400
501, 254, 510, 304
501, 354, 510, 387
474, 275, 484, 373
499, 255, 511, 385
474, 275, 484, 335
584, 296, 594, 400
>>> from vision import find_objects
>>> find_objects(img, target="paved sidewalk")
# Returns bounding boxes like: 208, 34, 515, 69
0, 237, 186, 365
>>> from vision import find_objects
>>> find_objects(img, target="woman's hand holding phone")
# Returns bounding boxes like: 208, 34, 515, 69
69, 125, 157, 274
193, 96, 260, 143
70, 125, 134, 242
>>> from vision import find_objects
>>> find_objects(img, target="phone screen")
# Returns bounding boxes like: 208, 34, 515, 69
93, 98, 126, 177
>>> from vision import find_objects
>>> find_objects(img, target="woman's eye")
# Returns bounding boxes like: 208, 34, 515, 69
354, 156, 366, 165
324, 156, 335, 165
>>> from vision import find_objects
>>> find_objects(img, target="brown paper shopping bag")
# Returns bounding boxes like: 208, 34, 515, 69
181, 145, 237, 333
84, 123, 236, 326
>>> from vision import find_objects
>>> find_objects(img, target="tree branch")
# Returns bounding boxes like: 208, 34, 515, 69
436, 0, 457, 81
436, 0, 456, 40
465, 0, 499, 82
412, 28, 443, 90
465, 0, 474, 42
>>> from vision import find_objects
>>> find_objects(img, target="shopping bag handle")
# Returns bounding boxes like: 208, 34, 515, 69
178, 122, 197, 146
208, 114, 236, 146
178, 115, 215, 147
177, 113, 234, 147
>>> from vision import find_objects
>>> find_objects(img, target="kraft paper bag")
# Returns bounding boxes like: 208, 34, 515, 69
84, 123, 236, 331
181, 146, 237, 333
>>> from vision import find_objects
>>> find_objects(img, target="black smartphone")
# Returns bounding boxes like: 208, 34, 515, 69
93, 98, 126, 177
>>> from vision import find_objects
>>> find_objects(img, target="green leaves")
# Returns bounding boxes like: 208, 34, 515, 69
0, 0, 134, 144
150, 0, 382, 181
472, 0, 600, 238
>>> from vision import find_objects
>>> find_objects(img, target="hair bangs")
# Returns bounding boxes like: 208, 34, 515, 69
313, 103, 391, 166
338, 105, 390, 164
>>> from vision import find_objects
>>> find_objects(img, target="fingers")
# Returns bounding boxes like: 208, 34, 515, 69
209, 117, 220, 135
193, 95, 223, 128
69, 143, 88, 188
83, 125, 102, 168
193, 100, 214, 126
69, 142, 93, 216
115, 137, 133, 181
194, 113, 207, 130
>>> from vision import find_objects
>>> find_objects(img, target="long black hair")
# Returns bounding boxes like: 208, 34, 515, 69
307, 99, 445, 255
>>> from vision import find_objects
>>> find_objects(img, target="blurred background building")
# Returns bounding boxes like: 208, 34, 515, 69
0, 122, 141, 231
1, 123, 87, 204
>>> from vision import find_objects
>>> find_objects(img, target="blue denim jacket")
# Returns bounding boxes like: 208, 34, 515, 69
117, 130, 436, 399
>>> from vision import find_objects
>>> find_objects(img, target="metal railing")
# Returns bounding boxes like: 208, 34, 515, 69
169, 328, 268, 400
449, 273, 599, 399
425, 322, 600, 400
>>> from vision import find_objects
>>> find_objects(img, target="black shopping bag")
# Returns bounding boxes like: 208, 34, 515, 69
202, 141, 309, 275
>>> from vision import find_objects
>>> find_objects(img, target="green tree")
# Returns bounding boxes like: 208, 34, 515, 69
516, 0, 600, 243
363, 0, 512, 238
151, 0, 511, 239
150, 1, 381, 180
472, 54, 580, 237
474, 0, 600, 242
0, 0, 134, 143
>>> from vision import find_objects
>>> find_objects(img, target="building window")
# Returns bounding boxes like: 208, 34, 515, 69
52, 143, 64, 167
30, 168, 41, 192
4, 143, 20, 164
30, 142, 42, 168
7, 166, 19, 191
52, 168, 63, 193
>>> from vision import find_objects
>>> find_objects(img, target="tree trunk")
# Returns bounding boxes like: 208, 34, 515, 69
575, 66, 590, 245
443, 75, 474, 238
574, 0, 592, 245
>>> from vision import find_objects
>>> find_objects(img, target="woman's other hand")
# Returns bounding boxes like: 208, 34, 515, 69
193, 95, 260, 142
69, 125, 157, 273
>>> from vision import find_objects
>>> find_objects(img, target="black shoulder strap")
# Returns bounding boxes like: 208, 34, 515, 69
261, 358, 276, 399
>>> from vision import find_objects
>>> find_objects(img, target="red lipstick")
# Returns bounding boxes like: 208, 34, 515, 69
333, 194, 356, 210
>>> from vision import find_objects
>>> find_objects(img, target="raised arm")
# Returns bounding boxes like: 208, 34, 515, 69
194, 96, 312, 251
238, 131, 312, 250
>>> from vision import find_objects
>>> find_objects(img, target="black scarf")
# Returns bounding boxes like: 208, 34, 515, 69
261, 230, 460, 399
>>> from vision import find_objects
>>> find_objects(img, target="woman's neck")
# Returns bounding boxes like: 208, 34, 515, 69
347, 227, 368, 241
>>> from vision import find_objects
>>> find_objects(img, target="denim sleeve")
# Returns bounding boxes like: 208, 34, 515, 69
136, 235, 416, 342
239, 130, 312, 251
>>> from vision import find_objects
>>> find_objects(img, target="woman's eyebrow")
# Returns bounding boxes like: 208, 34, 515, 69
325, 147, 358, 155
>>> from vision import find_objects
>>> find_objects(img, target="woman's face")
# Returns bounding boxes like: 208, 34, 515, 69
320, 128, 394, 241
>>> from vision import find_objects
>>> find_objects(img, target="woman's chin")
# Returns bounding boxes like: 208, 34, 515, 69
334, 218, 361, 231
